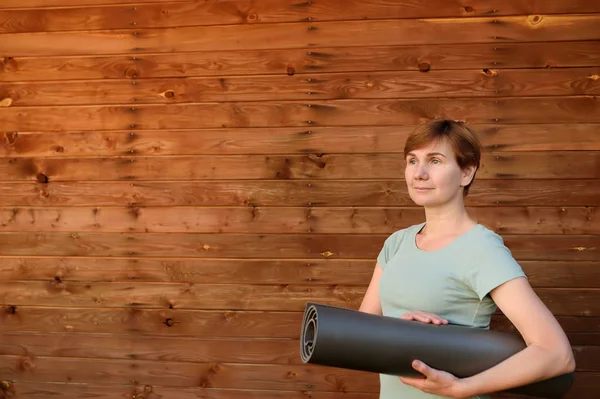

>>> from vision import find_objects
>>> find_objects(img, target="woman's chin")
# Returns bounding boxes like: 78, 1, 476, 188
409, 191, 433, 205
409, 196, 431, 207
409, 193, 445, 207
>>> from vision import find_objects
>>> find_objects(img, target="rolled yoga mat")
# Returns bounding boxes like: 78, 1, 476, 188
300, 302, 574, 399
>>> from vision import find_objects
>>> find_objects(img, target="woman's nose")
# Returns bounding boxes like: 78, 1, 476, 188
414, 164, 428, 179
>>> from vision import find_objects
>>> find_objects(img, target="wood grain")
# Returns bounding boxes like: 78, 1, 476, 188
1, 97, 599, 132
1, 0, 599, 14
2, 42, 600, 82
0, 380, 598, 399
0, 232, 597, 260
0, 354, 381, 391
0, 0, 173, 9
0, 355, 597, 395
1, 257, 598, 288
0, 381, 380, 399
2, 15, 600, 57
0, 333, 598, 370
3, 68, 599, 106
0, 306, 304, 337
0, 206, 597, 234
1, 281, 599, 315
0, 281, 364, 311
0, 1, 598, 397
2, 306, 597, 337
0, 333, 301, 365
1, 179, 598, 207
1, 152, 597, 181
2, 0, 600, 33
0, 303, 400, 341
3, 124, 599, 158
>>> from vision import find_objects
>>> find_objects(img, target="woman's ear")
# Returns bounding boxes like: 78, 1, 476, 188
461, 165, 477, 186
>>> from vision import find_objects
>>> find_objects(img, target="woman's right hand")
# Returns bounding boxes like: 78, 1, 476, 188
400, 310, 448, 325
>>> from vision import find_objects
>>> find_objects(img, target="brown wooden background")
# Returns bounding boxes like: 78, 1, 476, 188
0, 1, 599, 398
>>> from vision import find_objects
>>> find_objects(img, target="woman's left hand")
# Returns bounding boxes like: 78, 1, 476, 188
399, 360, 469, 399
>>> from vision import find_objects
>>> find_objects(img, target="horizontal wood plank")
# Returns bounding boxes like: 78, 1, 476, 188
2, 15, 599, 57
1, 179, 598, 207
0, 380, 595, 399
2, 0, 600, 33
0, 381, 379, 399
477, 123, 600, 151
1, 152, 597, 181
1, 97, 600, 132
0, 356, 597, 395
1, 281, 599, 314
3, 124, 599, 158
0, 333, 300, 365
1, 257, 598, 288
0, 0, 172, 9
3, 42, 600, 82
0, 281, 363, 310
2, 305, 597, 337
0, 232, 597, 260
3, 68, 599, 106
0, 354, 381, 391
0, 206, 597, 234
0, 306, 303, 337
1, 0, 599, 14
0, 333, 598, 370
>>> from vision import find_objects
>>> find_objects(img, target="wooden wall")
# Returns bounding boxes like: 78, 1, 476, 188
0, 1, 599, 398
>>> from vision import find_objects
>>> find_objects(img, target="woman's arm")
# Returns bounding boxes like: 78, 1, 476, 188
358, 262, 384, 315
456, 276, 576, 397
398, 277, 575, 398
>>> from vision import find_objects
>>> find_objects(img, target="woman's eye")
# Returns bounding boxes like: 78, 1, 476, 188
431, 159, 441, 164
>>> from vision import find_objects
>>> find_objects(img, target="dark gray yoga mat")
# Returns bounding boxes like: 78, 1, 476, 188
300, 302, 574, 399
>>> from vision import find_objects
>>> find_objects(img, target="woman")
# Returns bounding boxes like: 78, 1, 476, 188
358, 120, 575, 399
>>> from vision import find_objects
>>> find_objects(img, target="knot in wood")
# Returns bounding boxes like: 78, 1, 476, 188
482, 68, 498, 77
528, 15, 543, 25
4, 131, 18, 144
36, 173, 49, 183
20, 358, 35, 371
417, 62, 430, 72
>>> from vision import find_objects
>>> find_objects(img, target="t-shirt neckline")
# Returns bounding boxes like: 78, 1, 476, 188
412, 222, 482, 253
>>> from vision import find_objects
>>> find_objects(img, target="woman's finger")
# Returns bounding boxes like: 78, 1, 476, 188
400, 312, 419, 321
400, 311, 448, 324
414, 312, 448, 324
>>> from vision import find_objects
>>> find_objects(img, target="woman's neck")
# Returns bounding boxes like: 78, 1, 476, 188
421, 202, 477, 237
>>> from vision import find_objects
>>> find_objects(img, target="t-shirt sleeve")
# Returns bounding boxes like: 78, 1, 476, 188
465, 232, 528, 300
377, 229, 405, 270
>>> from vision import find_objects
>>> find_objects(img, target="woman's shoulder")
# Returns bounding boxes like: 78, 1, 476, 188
467, 223, 517, 259
470, 223, 508, 245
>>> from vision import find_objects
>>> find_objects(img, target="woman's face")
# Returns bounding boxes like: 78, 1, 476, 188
404, 138, 475, 207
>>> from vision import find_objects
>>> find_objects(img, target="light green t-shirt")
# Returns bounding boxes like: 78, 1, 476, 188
376, 222, 527, 399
